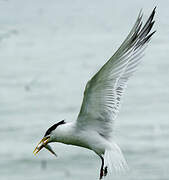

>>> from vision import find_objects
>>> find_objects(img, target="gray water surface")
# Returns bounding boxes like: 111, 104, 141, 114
1, 1, 169, 180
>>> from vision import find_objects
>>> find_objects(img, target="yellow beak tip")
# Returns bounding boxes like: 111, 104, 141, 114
33, 147, 40, 155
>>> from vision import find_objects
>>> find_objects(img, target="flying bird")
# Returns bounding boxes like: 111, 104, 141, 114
33, 8, 156, 180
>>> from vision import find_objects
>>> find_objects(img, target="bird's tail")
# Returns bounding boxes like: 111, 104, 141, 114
104, 141, 128, 173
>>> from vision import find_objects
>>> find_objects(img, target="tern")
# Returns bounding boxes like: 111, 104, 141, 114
33, 8, 156, 179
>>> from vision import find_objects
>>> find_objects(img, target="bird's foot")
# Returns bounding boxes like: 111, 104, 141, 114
99, 166, 108, 179
103, 166, 108, 177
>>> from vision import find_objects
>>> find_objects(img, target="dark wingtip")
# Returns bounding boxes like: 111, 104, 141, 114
148, 7, 156, 37
153, 6, 156, 15
151, 7, 156, 16
144, 30, 156, 43
150, 7, 156, 21
149, 30, 156, 38
132, 8, 156, 50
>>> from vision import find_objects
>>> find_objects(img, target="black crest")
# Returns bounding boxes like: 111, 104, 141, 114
44, 120, 66, 137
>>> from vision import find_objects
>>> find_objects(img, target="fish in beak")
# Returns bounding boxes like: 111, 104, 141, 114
33, 137, 57, 157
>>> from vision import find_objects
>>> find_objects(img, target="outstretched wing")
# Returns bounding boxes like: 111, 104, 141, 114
76, 8, 156, 139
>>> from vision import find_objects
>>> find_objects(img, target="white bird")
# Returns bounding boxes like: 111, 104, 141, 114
33, 8, 156, 179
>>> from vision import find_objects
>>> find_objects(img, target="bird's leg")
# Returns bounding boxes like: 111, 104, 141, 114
99, 156, 104, 180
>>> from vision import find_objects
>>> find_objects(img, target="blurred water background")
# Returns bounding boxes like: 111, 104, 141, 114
0, 0, 169, 180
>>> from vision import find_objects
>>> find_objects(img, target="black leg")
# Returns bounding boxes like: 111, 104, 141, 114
99, 156, 104, 180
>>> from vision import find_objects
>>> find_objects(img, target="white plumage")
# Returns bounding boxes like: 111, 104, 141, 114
33, 8, 156, 180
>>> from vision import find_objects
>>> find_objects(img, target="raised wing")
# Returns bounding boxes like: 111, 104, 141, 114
76, 8, 156, 139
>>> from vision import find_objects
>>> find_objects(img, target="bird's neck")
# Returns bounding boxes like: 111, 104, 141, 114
52, 122, 77, 144
52, 122, 90, 149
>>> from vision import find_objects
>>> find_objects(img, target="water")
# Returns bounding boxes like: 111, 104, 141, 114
1, 1, 169, 180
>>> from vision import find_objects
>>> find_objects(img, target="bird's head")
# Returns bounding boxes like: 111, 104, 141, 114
33, 120, 66, 157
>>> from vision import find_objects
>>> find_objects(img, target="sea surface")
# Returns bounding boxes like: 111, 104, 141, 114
1, 1, 169, 180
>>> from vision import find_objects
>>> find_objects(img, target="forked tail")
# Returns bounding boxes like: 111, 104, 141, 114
104, 141, 128, 174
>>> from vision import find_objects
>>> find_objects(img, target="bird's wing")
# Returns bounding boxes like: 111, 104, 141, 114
76, 8, 156, 139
